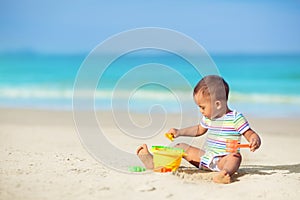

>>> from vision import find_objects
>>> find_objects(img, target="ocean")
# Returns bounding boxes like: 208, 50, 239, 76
1, 51, 300, 118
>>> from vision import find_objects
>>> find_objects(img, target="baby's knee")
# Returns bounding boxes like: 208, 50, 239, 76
230, 153, 242, 161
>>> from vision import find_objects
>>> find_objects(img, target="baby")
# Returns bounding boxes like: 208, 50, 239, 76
137, 75, 261, 184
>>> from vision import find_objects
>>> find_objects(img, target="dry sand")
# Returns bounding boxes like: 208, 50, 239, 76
1, 108, 300, 200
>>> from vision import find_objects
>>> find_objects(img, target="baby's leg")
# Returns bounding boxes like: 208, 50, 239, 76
136, 144, 154, 169
174, 143, 205, 168
213, 153, 242, 184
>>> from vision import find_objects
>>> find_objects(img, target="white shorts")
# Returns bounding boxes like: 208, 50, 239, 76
208, 156, 221, 172
200, 156, 221, 172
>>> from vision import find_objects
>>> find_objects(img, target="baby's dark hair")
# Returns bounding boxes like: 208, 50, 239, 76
193, 75, 229, 101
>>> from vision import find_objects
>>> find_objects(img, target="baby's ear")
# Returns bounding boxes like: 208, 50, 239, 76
215, 100, 222, 109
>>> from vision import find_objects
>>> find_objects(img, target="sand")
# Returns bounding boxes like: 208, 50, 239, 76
1, 108, 300, 200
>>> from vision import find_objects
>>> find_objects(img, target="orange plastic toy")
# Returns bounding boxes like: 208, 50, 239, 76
226, 140, 250, 153
153, 167, 172, 173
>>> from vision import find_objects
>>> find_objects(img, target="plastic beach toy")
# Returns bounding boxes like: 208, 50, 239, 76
153, 167, 172, 173
165, 133, 174, 141
151, 146, 186, 172
128, 166, 146, 172
226, 140, 250, 153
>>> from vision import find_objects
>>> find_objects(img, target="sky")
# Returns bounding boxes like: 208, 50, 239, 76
0, 0, 300, 54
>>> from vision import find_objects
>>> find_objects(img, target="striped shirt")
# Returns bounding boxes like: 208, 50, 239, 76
200, 110, 250, 170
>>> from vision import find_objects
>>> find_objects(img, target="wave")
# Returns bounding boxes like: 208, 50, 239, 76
0, 87, 74, 99
0, 86, 191, 101
0, 86, 300, 105
229, 92, 300, 104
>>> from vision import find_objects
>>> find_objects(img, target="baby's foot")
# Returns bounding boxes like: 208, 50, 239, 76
136, 144, 154, 169
213, 170, 231, 184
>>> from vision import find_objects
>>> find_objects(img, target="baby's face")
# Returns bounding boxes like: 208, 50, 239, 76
194, 93, 213, 119
194, 92, 223, 119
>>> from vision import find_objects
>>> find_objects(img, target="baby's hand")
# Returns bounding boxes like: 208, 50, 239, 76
167, 128, 180, 139
249, 137, 261, 152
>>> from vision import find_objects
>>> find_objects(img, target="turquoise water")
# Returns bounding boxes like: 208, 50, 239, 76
1, 52, 300, 117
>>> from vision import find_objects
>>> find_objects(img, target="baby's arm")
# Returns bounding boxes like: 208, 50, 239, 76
243, 129, 261, 152
168, 124, 207, 138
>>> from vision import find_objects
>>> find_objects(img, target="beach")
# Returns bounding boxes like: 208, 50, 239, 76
2, 0, 300, 199
1, 108, 300, 200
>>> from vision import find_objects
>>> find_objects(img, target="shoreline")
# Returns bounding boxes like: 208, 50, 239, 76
1, 108, 300, 199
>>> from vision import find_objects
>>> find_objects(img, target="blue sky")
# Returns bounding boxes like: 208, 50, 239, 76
0, 0, 300, 54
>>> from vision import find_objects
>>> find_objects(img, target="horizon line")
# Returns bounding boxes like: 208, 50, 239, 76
1, 49, 300, 57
